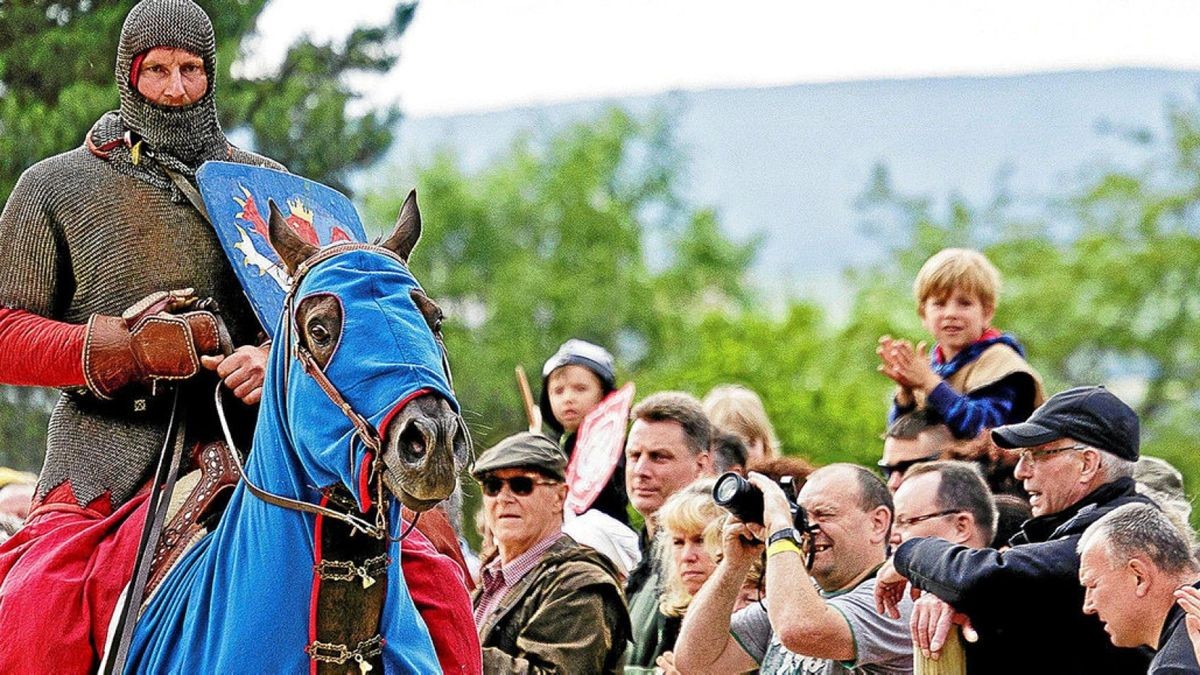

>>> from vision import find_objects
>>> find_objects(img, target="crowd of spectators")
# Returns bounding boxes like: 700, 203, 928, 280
457, 246, 1200, 674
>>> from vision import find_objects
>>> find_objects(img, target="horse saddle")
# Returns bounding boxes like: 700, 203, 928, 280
144, 440, 241, 600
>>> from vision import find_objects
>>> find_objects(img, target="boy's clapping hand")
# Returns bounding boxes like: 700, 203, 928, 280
878, 336, 940, 394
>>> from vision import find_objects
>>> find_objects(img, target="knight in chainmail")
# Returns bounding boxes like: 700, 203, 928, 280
0, 0, 276, 510
0, 1, 280, 670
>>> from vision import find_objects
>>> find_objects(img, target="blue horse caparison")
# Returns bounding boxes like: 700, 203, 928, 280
125, 247, 457, 673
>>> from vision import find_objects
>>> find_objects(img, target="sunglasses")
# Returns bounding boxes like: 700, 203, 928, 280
877, 451, 941, 479
480, 475, 560, 497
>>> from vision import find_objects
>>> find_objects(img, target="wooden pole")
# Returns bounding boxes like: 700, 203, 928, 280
515, 365, 541, 433
913, 627, 967, 675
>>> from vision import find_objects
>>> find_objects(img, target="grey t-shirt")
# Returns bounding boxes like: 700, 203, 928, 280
730, 576, 914, 675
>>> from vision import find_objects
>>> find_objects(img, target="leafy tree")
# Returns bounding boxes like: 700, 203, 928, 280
0, 0, 413, 201
363, 108, 759, 451
854, 103, 1200, 520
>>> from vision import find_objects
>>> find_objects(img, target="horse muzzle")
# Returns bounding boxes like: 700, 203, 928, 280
380, 393, 468, 512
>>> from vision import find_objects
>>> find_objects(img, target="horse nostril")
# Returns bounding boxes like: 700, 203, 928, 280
398, 420, 428, 465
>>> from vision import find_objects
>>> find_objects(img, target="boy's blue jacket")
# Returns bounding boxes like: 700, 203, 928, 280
890, 330, 1043, 439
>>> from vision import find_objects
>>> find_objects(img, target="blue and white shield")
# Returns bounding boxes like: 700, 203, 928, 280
196, 161, 368, 339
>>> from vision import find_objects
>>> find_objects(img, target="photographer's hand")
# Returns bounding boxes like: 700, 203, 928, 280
720, 516, 764, 570
746, 472, 794, 534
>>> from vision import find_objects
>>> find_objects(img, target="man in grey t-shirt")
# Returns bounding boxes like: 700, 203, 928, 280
734, 576, 913, 674
676, 465, 913, 674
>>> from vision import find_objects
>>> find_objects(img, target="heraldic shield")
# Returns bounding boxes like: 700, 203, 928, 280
196, 161, 368, 339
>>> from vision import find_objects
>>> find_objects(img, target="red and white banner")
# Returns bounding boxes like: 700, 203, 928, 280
565, 383, 635, 515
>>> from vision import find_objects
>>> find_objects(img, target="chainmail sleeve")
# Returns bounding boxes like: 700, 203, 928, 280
0, 160, 72, 317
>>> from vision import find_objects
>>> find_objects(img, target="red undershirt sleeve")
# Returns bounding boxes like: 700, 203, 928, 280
0, 307, 86, 388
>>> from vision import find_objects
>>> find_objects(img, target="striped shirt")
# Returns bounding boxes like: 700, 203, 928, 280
473, 531, 563, 628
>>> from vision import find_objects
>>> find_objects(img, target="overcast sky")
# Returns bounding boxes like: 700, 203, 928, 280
250, 0, 1200, 118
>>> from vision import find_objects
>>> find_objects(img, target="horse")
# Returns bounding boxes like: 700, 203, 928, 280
122, 191, 470, 673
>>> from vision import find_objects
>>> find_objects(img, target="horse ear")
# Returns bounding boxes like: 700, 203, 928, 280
380, 189, 421, 264
268, 198, 317, 276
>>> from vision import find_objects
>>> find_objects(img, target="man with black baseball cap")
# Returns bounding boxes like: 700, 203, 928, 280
876, 386, 1155, 674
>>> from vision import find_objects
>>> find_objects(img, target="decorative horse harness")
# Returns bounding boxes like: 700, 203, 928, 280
210, 243, 460, 673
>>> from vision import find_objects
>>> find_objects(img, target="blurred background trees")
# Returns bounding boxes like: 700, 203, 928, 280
1, 1, 1195, 523
367, 97, 1200, 513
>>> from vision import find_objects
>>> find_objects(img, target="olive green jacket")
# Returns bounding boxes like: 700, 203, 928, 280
475, 534, 631, 674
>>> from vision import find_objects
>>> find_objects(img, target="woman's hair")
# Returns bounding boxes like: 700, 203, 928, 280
702, 385, 780, 458
656, 479, 723, 618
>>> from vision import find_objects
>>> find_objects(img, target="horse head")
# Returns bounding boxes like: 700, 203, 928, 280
267, 191, 469, 513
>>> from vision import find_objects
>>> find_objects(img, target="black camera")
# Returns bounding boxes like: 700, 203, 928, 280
712, 471, 813, 536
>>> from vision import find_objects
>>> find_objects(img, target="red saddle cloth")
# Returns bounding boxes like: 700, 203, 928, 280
0, 482, 482, 675
0, 483, 149, 674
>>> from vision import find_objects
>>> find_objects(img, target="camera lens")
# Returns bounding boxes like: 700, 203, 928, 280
713, 473, 742, 503
711, 472, 764, 524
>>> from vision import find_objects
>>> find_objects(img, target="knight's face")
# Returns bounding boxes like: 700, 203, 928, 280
135, 46, 207, 106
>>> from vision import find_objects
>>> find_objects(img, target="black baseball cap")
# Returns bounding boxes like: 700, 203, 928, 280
991, 386, 1139, 461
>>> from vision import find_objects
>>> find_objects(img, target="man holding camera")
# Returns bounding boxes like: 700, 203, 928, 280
676, 464, 914, 674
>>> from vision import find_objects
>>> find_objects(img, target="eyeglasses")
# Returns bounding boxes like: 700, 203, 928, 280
895, 509, 963, 529
877, 452, 942, 479
480, 475, 560, 497
1016, 444, 1088, 463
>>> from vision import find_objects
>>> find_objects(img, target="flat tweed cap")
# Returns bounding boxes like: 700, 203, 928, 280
472, 432, 568, 481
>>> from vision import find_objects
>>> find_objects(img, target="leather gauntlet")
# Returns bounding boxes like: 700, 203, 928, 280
83, 289, 225, 400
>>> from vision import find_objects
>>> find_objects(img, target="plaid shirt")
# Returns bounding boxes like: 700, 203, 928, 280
473, 531, 563, 628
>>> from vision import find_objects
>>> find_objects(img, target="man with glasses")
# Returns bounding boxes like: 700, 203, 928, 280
891, 461, 996, 671
876, 386, 1155, 674
676, 465, 914, 674
472, 432, 631, 673
891, 460, 995, 549
879, 410, 953, 491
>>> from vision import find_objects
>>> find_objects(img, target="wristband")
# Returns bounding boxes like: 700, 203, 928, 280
767, 527, 800, 546
767, 538, 802, 559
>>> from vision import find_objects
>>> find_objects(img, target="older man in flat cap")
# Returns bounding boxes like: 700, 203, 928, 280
472, 431, 631, 673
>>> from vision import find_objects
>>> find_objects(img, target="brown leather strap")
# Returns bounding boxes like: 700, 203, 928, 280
163, 166, 211, 223
101, 388, 188, 675
295, 346, 382, 454
214, 384, 386, 538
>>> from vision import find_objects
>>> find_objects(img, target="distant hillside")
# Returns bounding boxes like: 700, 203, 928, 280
377, 69, 1200, 311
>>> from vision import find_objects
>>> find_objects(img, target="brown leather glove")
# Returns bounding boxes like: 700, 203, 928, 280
83, 289, 226, 400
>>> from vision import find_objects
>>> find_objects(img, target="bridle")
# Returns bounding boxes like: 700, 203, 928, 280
215, 242, 460, 540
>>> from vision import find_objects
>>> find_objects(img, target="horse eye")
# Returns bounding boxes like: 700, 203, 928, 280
309, 322, 331, 345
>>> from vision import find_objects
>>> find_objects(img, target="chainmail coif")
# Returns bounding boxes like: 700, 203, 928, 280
112, 0, 228, 176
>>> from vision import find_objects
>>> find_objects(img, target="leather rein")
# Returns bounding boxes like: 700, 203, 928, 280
214, 242, 455, 540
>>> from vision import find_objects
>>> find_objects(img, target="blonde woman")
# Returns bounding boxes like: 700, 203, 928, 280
633, 480, 722, 672
703, 385, 780, 460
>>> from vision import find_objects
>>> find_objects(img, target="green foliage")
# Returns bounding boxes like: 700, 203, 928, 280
364, 108, 759, 451
0, 388, 55, 473
364, 107, 900, 474
378, 100, 1200, 521
857, 102, 1200, 523
222, 3, 415, 194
